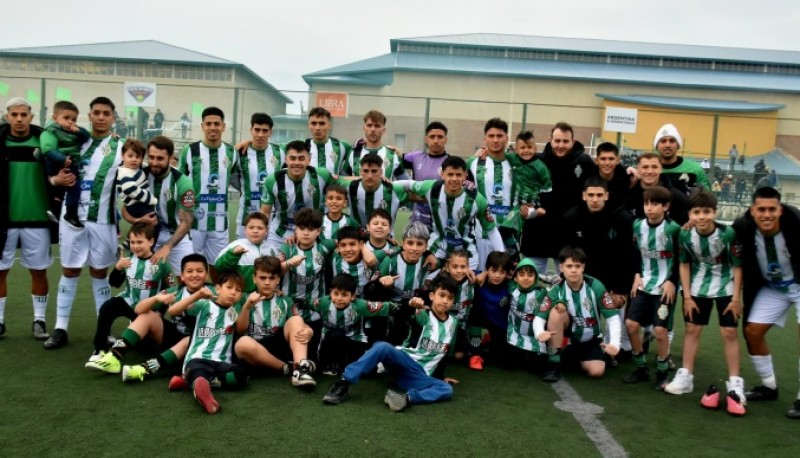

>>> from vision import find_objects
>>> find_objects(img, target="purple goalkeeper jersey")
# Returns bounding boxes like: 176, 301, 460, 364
403, 150, 450, 227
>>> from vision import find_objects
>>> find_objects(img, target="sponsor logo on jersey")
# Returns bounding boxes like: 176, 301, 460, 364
195, 208, 206, 220
207, 173, 220, 193
198, 194, 226, 203
196, 326, 233, 338
257, 171, 269, 187
419, 336, 448, 353
80, 180, 94, 191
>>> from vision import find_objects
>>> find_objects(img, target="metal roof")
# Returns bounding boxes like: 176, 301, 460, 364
705, 149, 800, 177
304, 52, 800, 94
391, 33, 800, 66
0, 40, 235, 65
597, 94, 785, 112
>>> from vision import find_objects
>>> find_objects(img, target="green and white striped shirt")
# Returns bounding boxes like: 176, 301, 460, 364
400, 310, 458, 376
538, 276, 616, 344
261, 167, 336, 237
315, 296, 394, 343
467, 155, 514, 235
237, 144, 283, 227
300, 137, 350, 172
448, 278, 474, 328
77, 135, 123, 224
215, 239, 274, 293
245, 295, 293, 340
322, 213, 357, 241
506, 282, 548, 352
153, 284, 214, 336
184, 300, 238, 367
330, 251, 387, 297
344, 179, 409, 228
279, 240, 336, 321
679, 224, 741, 298
341, 145, 405, 180
634, 217, 681, 295
378, 250, 429, 302
117, 256, 172, 306
179, 141, 239, 232
148, 166, 194, 231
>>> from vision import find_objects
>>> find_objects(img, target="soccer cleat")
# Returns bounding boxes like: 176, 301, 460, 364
542, 363, 561, 383
169, 375, 189, 391
0, 322, 6, 337
727, 376, 746, 406
384, 389, 409, 412
122, 364, 148, 382
726, 391, 746, 416
43, 328, 68, 349
291, 360, 317, 388
323, 380, 351, 405
664, 368, 694, 395
786, 399, 800, 419
32, 320, 50, 341
85, 350, 121, 374
469, 355, 484, 371
193, 378, 219, 414
654, 370, 669, 391
46, 210, 59, 224
376, 362, 387, 374
623, 366, 650, 384
322, 362, 339, 377
701, 385, 721, 410
744, 385, 779, 402
84, 350, 104, 366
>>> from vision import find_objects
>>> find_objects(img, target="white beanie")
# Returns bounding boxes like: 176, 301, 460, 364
653, 123, 682, 149
5, 97, 31, 110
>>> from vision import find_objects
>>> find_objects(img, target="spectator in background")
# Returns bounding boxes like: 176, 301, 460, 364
721, 175, 733, 202
153, 109, 164, 129
701, 158, 710, 174
127, 113, 136, 138
712, 180, 721, 199
729, 144, 738, 172
735, 176, 747, 203
180, 112, 190, 139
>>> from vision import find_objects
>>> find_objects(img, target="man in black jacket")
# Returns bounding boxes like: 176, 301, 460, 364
626, 153, 689, 226
521, 122, 594, 277
733, 186, 800, 419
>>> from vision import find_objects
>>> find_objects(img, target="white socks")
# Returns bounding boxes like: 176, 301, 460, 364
55, 276, 79, 331
750, 354, 777, 389
32, 295, 47, 322
91, 277, 111, 315
0, 297, 6, 323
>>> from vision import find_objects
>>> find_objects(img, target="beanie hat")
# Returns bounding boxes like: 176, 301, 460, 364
5, 97, 31, 110
653, 123, 682, 149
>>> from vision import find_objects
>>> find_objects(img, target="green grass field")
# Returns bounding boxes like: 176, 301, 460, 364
0, 206, 798, 457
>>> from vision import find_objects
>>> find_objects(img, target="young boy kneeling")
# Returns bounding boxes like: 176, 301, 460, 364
322, 275, 460, 411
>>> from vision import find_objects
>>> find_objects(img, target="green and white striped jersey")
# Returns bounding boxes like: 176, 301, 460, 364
322, 212, 357, 241
679, 224, 741, 298
278, 239, 336, 321
315, 296, 394, 343
236, 144, 283, 226
538, 275, 616, 344
148, 167, 195, 231
300, 137, 351, 172
179, 141, 239, 232
215, 239, 274, 293
755, 231, 796, 292
341, 145, 405, 179
117, 256, 172, 306
366, 240, 398, 257
378, 250, 429, 302
344, 179, 409, 228
506, 282, 548, 352
330, 251, 387, 297
399, 310, 458, 376
77, 135, 123, 224
183, 300, 238, 367
634, 217, 681, 295
467, 155, 514, 235
448, 277, 475, 328
153, 284, 214, 336
409, 180, 495, 259
261, 167, 336, 237
245, 294, 293, 340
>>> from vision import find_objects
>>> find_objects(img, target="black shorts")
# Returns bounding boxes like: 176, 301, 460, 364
184, 358, 238, 386
160, 319, 188, 350
628, 292, 674, 329
564, 338, 605, 362
685, 296, 738, 327
258, 333, 292, 362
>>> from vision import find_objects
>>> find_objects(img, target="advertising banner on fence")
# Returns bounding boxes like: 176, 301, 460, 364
123, 82, 157, 108
315, 92, 348, 118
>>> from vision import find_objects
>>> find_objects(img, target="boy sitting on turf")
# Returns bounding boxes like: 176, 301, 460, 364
85, 222, 171, 366
506, 257, 549, 372
665, 190, 745, 416
321, 184, 357, 241
215, 212, 272, 293
120, 254, 213, 383
314, 273, 398, 376
467, 251, 515, 371
366, 208, 397, 256
323, 275, 460, 411
168, 270, 247, 414
534, 246, 621, 382
330, 225, 383, 298
234, 256, 317, 388
625, 186, 681, 389
378, 222, 435, 344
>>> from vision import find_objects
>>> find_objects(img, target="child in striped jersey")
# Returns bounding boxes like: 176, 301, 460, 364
506, 258, 549, 373
85, 223, 172, 370
366, 208, 397, 256
168, 270, 247, 414
321, 184, 357, 242
234, 256, 317, 388
441, 250, 476, 361
330, 226, 383, 298
99, 254, 212, 383
314, 274, 398, 376
665, 191, 745, 415
625, 186, 681, 390
378, 222, 433, 345
215, 212, 272, 293
116, 139, 159, 238
323, 275, 460, 411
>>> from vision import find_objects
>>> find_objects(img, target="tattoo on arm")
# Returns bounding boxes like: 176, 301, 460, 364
166, 210, 193, 248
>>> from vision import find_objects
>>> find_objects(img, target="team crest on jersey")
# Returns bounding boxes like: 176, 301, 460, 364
732, 243, 742, 257
601, 292, 615, 309
222, 156, 230, 169
574, 164, 582, 178
147, 263, 160, 277
306, 183, 317, 198
101, 143, 112, 156
541, 297, 553, 312
225, 307, 238, 322
379, 200, 389, 209
456, 207, 467, 221
272, 305, 284, 323
181, 191, 195, 208
713, 237, 725, 254
657, 303, 669, 320
658, 232, 668, 247
314, 251, 326, 267
484, 209, 495, 223
499, 296, 509, 308
367, 301, 383, 313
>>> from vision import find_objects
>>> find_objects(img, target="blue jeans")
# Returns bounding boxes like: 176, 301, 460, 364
343, 342, 453, 404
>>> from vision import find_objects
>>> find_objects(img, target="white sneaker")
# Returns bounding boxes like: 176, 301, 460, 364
727, 376, 747, 406
664, 368, 694, 395
377, 362, 386, 374
84, 350, 105, 367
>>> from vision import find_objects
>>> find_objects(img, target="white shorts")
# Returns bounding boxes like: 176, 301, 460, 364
265, 231, 292, 256
747, 285, 800, 328
476, 238, 492, 272
154, 231, 194, 275
59, 220, 117, 269
0, 228, 52, 270
190, 229, 229, 265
